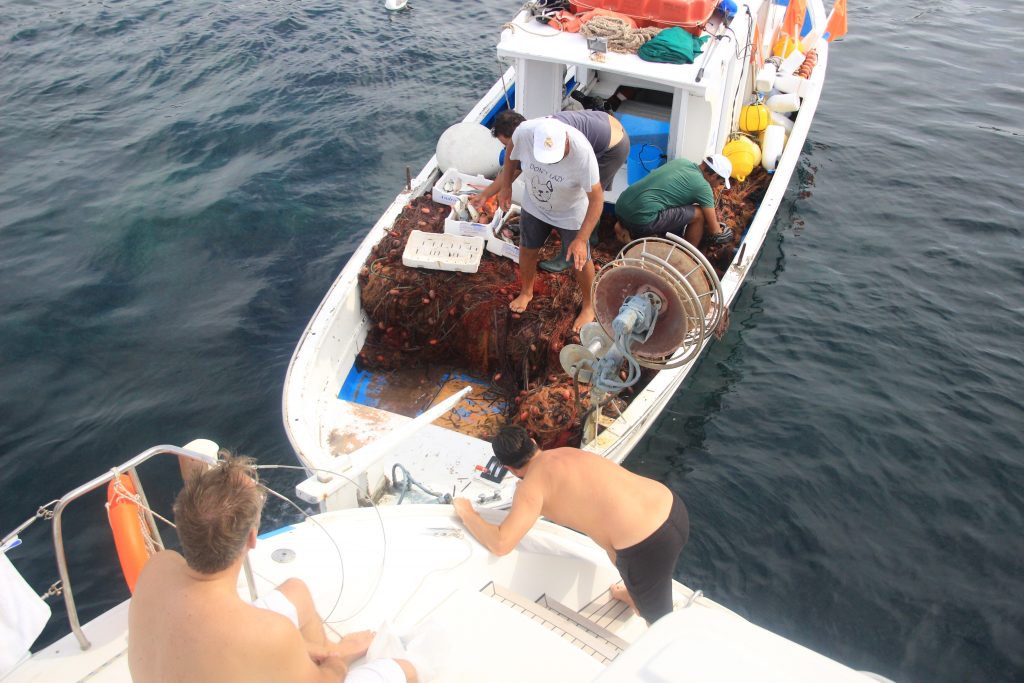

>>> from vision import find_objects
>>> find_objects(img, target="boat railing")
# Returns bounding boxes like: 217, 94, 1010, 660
3, 444, 220, 651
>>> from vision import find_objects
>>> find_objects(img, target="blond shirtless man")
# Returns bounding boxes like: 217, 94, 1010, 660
453, 425, 689, 623
128, 454, 418, 683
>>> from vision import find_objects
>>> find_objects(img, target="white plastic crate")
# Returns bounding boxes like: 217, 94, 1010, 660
445, 205, 503, 240
431, 168, 493, 206
486, 204, 521, 264
402, 230, 485, 273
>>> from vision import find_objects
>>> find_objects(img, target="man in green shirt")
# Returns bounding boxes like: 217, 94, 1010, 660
614, 155, 735, 248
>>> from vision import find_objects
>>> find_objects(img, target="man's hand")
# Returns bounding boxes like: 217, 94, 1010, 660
307, 645, 348, 674
567, 237, 589, 271
497, 185, 512, 211
468, 193, 487, 210
453, 497, 474, 520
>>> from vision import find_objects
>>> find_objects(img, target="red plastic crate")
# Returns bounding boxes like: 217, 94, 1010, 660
570, 0, 717, 28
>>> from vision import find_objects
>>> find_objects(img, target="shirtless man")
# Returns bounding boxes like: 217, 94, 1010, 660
128, 454, 418, 683
471, 116, 602, 332
453, 425, 689, 623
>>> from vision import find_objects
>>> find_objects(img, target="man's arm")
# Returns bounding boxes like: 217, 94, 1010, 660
453, 481, 543, 556
265, 621, 349, 683
700, 205, 721, 233
568, 182, 604, 270
471, 143, 520, 211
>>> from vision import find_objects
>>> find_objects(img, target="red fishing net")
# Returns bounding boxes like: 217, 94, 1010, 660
356, 167, 769, 447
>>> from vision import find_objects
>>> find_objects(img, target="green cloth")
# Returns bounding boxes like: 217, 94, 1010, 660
614, 159, 714, 226
638, 27, 708, 65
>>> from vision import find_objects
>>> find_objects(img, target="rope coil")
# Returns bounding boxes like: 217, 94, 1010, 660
580, 16, 662, 53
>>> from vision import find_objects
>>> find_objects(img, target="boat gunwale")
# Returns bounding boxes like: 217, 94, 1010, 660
283, 0, 832, 476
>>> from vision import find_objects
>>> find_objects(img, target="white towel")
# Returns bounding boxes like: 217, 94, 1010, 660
0, 552, 51, 677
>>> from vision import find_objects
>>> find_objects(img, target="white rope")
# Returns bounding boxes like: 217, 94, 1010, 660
580, 16, 662, 53
105, 469, 174, 556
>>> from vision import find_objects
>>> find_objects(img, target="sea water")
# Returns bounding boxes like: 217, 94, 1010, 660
1, 1, 1022, 680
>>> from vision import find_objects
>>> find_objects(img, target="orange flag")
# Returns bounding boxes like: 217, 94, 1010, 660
751, 25, 765, 67
782, 0, 807, 41
825, 0, 848, 41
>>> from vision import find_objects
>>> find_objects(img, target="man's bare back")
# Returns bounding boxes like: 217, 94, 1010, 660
518, 447, 673, 553
129, 551, 334, 683
454, 427, 688, 623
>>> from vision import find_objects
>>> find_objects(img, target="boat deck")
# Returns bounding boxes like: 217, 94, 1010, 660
339, 364, 507, 441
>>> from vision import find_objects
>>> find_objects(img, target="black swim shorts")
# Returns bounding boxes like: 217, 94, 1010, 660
614, 492, 689, 623
622, 205, 697, 240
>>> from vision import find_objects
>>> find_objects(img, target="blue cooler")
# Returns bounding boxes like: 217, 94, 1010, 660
616, 112, 671, 184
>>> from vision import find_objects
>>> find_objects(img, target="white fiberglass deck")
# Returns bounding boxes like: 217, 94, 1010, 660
8, 506, 879, 683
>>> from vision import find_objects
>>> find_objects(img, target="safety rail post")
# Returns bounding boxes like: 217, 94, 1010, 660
51, 445, 219, 650
127, 466, 164, 553
242, 556, 258, 601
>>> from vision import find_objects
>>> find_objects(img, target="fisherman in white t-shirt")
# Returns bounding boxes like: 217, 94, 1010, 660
471, 117, 602, 332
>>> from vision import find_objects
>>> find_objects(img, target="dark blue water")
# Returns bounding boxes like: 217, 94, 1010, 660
2, 1, 1021, 681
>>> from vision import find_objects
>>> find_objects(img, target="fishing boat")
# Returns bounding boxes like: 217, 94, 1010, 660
2, 442, 892, 682
284, 0, 843, 512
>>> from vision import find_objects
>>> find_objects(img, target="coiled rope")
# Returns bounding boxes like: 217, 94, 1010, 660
106, 470, 172, 556
580, 16, 662, 53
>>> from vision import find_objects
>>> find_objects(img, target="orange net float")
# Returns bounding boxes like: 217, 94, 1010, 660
107, 474, 152, 593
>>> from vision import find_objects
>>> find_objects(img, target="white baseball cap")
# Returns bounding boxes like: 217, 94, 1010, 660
704, 153, 732, 190
533, 119, 569, 164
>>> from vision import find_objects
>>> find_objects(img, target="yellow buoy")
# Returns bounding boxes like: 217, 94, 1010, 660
739, 103, 769, 133
723, 136, 761, 183
772, 34, 802, 57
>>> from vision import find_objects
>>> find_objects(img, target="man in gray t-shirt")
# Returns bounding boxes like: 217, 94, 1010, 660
472, 116, 603, 332
488, 109, 630, 192
486, 110, 629, 274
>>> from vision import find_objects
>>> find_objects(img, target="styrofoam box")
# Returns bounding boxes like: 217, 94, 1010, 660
431, 168, 493, 206
445, 206, 503, 240
402, 230, 484, 273
486, 204, 521, 264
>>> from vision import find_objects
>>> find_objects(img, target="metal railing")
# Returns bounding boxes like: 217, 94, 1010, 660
50, 444, 218, 650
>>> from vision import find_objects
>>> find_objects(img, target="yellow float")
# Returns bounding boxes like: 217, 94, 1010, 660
723, 136, 761, 182
772, 34, 802, 57
739, 103, 769, 133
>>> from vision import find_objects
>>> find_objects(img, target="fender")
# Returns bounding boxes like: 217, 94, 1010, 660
106, 475, 150, 592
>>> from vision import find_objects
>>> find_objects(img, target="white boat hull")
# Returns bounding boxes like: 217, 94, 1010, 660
283, 1, 831, 511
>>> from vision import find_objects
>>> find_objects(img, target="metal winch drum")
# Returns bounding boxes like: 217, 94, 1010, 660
559, 235, 724, 442
560, 235, 723, 380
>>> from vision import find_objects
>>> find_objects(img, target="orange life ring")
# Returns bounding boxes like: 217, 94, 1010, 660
107, 475, 150, 593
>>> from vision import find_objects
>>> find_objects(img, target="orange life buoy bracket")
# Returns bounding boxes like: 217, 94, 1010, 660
106, 474, 151, 593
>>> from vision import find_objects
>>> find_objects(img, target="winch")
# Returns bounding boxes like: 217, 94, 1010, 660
559, 235, 724, 440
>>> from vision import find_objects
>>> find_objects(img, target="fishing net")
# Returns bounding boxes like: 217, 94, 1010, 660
356, 167, 770, 447
701, 165, 772, 274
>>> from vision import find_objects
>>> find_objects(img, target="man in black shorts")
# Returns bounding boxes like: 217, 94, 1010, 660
453, 425, 690, 624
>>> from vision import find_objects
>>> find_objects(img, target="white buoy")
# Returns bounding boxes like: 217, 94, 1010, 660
436, 122, 504, 178
769, 110, 795, 134
384, 0, 407, 11
773, 74, 802, 94
754, 63, 777, 92
761, 125, 786, 173
779, 48, 805, 75
766, 92, 801, 113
